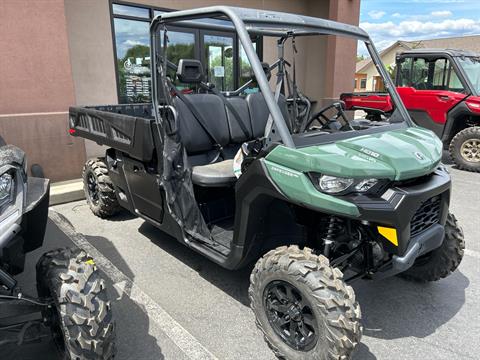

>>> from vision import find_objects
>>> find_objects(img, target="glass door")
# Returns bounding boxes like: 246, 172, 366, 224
202, 32, 235, 91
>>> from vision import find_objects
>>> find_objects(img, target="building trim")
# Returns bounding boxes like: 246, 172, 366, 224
0, 111, 69, 118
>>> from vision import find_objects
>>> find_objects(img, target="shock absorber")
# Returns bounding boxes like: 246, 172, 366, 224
322, 216, 341, 258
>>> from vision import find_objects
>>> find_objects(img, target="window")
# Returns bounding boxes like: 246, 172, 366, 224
239, 41, 260, 93
458, 56, 480, 93
162, 29, 196, 91
204, 34, 234, 91
399, 56, 465, 93
111, 2, 262, 103
360, 78, 367, 89
113, 18, 151, 103
112, 4, 149, 18
397, 57, 412, 87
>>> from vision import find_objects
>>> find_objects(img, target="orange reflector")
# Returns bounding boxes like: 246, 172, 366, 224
377, 226, 398, 246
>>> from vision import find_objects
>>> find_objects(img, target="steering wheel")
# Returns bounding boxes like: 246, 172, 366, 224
301, 101, 351, 132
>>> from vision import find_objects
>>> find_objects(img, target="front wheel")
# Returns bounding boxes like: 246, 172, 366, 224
449, 127, 480, 172
400, 213, 465, 282
249, 245, 362, 360
36, 248, 115, 360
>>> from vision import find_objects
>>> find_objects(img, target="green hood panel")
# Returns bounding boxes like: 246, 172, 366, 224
266, 127, 442, 181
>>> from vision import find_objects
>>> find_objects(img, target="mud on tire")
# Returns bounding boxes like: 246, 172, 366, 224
449, 127, 480, 172
36, 247, 115, 360
82, 158, 120, 218
249, 245, 362, 360
400, 213, 465, 282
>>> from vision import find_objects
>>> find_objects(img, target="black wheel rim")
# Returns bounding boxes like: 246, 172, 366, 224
263, 280, 319, 351
86, 172, 99, 205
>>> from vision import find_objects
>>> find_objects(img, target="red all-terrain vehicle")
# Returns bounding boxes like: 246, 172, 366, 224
341, 49, 480, 172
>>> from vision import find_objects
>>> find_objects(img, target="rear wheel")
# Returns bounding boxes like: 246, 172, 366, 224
449, 127, 480, 172
36, 247, 115, 360
400, 213, 464, 282
82, 158, 120, 218
249, 245, 362, 360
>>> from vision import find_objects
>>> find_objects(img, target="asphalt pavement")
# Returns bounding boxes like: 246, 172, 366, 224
8, 164, 480, 360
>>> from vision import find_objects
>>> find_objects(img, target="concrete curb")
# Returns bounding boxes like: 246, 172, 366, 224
50, 178, 85, 205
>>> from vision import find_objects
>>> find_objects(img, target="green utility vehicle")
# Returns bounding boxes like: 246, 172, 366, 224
69, 7, 464, 359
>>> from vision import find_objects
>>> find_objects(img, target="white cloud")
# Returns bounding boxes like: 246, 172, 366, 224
124, 39, 145, 46
361, 18, 480, 38
359, 17, 480, 53
431, 10, 453, 17
368, 10, 386, 20
392, 13, 402, 18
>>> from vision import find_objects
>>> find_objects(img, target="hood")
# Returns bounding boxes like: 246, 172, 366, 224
266, 127, 442, 181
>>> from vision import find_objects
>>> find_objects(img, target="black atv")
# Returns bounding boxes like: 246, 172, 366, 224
0, 135, 115, 359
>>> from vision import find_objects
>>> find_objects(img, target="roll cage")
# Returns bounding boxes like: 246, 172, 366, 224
150, 6, 414, 149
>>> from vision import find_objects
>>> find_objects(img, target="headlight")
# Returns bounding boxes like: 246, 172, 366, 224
318, 175, 354, 194
310, 173, 380, 195
0, 173, 14, 207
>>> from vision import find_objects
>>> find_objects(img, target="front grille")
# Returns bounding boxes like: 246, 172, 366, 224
410, 195, 441, 237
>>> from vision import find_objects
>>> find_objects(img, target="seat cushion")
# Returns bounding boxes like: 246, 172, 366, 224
192, 159, 236, 187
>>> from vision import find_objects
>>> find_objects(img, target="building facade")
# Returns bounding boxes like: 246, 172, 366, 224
0, 0, 360, 182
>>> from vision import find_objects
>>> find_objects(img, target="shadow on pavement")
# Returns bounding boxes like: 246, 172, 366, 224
353, 343, 378, 360
138, 221, 253, 306
2, 219, 164, 360
353, 269, 468, 340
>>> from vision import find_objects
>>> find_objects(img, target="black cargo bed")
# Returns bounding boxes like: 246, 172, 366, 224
69, 103, 156, 162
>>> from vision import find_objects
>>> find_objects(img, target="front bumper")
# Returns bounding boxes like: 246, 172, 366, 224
372, 223, 444, 279
342, 167, 451, 257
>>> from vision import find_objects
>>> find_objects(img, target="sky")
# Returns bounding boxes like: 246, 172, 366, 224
359, 0, 480, 55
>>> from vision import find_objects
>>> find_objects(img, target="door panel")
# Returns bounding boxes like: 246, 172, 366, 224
397, 87, 466, 124
122, 157, 164, 223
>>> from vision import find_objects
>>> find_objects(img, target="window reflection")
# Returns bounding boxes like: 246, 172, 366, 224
161, 30, 195, 90
114, 18, 151, 103
204, 35, 234, 91
112, 4, 150, 18
239, 42, 259, 93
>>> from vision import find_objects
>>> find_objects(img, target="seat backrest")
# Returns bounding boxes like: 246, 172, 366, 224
225, 97, 254, 144
245, 92, 291, 138
174, 94, 230, 154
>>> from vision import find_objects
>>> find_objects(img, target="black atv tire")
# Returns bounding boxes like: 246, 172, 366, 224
449, 127, 480, 172
249, 245, 362, 360
400, 213, 465, 282
82, 158, 120, 218
36, 247, 115, 360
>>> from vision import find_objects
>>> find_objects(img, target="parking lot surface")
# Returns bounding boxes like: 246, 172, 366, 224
10, 165, 480, 360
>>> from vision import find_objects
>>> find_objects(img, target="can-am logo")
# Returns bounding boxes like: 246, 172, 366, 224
270, 166, 299, 178
414, 151, 425, 160
360, 148, 380, 158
